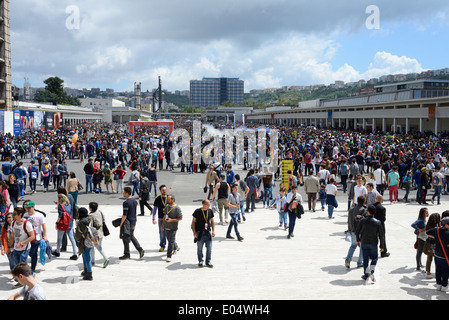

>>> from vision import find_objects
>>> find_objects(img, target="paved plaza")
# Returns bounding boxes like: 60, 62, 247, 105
2, 157, 449, 301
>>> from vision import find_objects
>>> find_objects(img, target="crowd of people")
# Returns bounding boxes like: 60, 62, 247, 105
1, 117, 449, 298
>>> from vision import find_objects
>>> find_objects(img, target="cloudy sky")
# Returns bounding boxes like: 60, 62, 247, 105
10, 0, 449, 92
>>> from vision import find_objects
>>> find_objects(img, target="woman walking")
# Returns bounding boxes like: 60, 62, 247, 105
88, 202, 109, 268
411, 207, 429, 272
53, 194, 78, 260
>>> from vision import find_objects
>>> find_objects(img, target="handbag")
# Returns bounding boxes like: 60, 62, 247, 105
100, 211, 110, 237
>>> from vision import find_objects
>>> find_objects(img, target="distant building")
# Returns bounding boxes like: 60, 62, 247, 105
190, 77, 244, 107
0, 0, 11, 110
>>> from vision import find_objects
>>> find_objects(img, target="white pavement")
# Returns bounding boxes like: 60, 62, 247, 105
2, 200, 449, 301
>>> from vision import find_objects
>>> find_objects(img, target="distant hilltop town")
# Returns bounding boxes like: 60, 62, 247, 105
13, 68, 449, 110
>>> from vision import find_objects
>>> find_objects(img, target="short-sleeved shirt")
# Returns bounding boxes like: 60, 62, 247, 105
227, 192, 240, 214
387, 171, 400, 186
353, 185, 367, 204
163, 205, 182, 231
18, 284, 46, 300
325, 183, 337, 195
123, 198, 138, 223
192, 208, 214, 232
23, 212, 45, 241
12, 220, 34, 251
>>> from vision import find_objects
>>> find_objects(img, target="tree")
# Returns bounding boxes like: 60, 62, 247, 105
34, 76, 81, 106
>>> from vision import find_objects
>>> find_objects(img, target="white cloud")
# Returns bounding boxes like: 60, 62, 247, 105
364, 51, 425, 78
9, 0, 446, 92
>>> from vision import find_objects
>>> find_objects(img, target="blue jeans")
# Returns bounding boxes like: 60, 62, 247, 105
82, 247, 93, 272
263, 187, 273, 206
328, 205, 334, 218
346, 232, 363, 266
278, 211, 288, 227
12, 248, 30, 269
404, 188, 410, 201
85, 175, 93, 192
132, 181, 140, 196
29, 240, 42, 274
227, 213, 240, 237
158, 219, 166, 249
237, 200, 245, 220
432, 185, 442, 204
361, 243, 378, 276
197, 232, 212, 263
56, 228, 78, 255
148, 181, 157, 197
288, 211, 296, 235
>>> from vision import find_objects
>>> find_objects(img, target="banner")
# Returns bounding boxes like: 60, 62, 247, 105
20, 110, 35, 132
281, 160, 294, 187
428, 105, 436, 119
13, 110, 21, 136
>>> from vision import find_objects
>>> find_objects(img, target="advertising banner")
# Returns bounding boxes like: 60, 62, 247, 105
13, 109, 21, 136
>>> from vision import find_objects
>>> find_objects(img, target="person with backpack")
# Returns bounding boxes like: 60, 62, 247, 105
75, 207, 101, 281
23, 201, 46, 275
285, 185, 303, 239
52, 194, 77, 260
138, 174, 153, 216
426, 216, 449, 292
355, 204, 386, 283
88, 202, 109, 269
9, 207, 35, 272
345, 196, 367, 269
27, 161, 39, 195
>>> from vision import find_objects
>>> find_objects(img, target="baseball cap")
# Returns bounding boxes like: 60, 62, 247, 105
441, 217, 449, 227
24, 201, 35, 207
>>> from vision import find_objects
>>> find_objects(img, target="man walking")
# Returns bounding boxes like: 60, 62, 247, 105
245, 169, 259, 212
119, 187, 144, 260
192, 199, 215, 267
83, 158, 94, 193
138, 174, 153, 216
162, 194, 182, 262
23, 201, 47, 275
153, 185, 168, 252
212, 174, 230, 225
345, 196, 367, 269
373, 194, 390, 258
227, 184, 244, 241
304, 169, 320, 212
355, 205, 386, 283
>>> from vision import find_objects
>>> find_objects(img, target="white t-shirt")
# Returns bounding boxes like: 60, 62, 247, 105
286, 192, 302, 205
23, 212, 46, 241
18, 284, 46, 300
318, 169, 330, 183
325, 183, 337, 195
373, 168, 385, 185
353, 185, 367, 204
12, 220, 34, 251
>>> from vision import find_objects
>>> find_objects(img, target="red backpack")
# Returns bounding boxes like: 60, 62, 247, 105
56, 204, 71, 232
13, 219, 36, 243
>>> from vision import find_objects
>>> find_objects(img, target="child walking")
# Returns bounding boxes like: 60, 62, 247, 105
274, 187, 288, 230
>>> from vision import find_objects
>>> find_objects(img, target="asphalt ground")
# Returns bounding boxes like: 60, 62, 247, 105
2, 156, 449, 305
